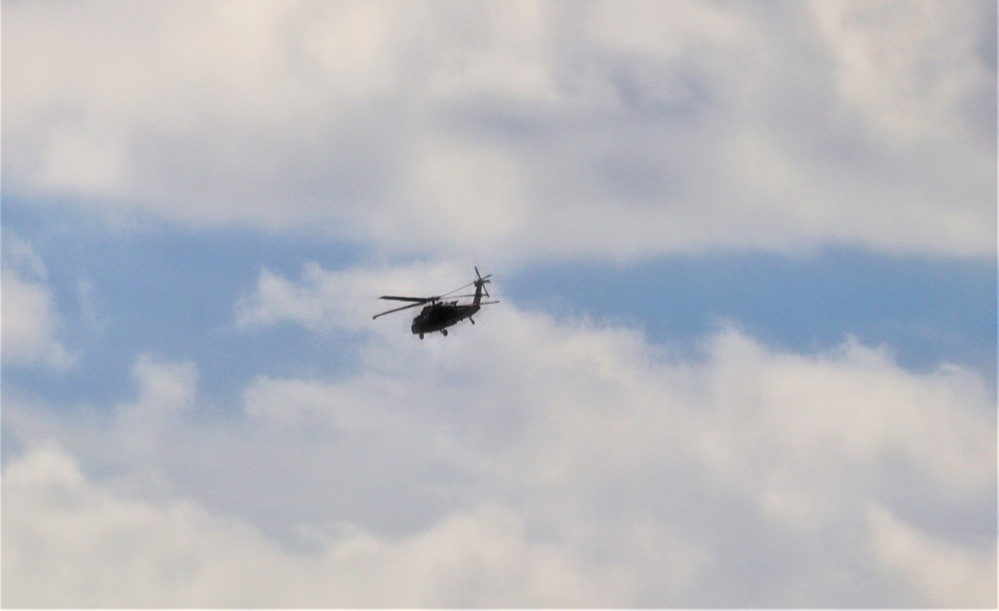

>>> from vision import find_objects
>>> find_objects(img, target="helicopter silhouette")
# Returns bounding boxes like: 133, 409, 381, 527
373, 267, 498, 339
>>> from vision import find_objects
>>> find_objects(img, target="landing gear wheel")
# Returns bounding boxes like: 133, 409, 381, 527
419, 333, 424, 340
442, 329, 448, 337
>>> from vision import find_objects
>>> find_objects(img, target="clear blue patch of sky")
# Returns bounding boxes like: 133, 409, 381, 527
506, 250, 997, 386
2, 199, 371, 411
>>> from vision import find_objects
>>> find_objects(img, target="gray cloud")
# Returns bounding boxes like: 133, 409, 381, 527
4, 1, 994, 260
4, 265, 994, 606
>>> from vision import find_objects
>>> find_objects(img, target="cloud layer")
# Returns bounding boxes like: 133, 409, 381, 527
4, 1, 995, 260
3, 2, 995, 607
5, 262, 995, 607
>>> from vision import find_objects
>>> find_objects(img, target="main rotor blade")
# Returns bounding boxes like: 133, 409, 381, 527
373, 301, 424, 319
440, 281, 476, 298
437, 270, 495, 300
379, 295, 432, 303
477, 300, 500, 305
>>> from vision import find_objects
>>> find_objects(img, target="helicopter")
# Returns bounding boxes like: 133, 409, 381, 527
373, 267, 498, 339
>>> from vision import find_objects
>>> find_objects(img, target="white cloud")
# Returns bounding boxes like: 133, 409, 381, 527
1, 233, 75, 369
813, 0, 995, 146
2, 443, 628, 607
867, 505, 997, 607
3, 1, 994, 260
4, 265, 994, 606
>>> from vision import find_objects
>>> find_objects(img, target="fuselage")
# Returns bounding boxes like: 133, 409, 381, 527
411, 302, 480, 336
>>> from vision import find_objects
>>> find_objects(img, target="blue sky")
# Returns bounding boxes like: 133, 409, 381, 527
4, 198, 995, 410
2, 1, 996, 607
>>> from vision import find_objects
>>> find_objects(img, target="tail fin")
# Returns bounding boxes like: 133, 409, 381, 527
472, 267, 491, 306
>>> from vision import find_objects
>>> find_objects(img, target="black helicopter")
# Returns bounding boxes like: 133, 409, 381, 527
373, 267, 498, 339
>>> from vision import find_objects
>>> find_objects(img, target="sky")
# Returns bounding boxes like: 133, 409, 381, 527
1, 0, 996, 607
